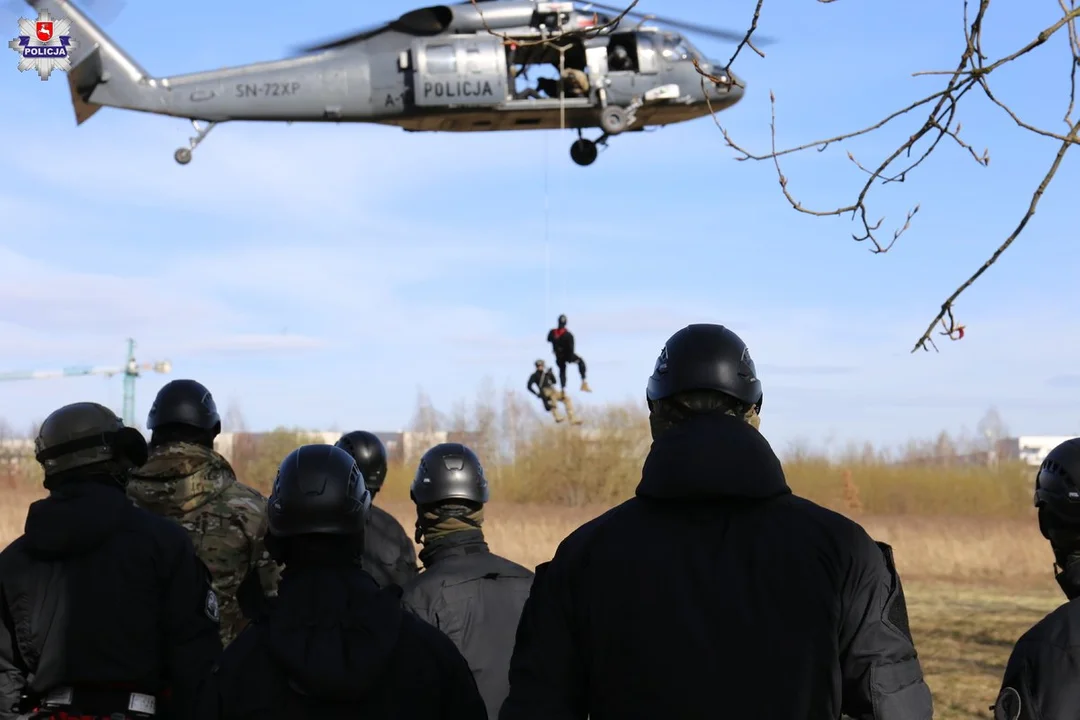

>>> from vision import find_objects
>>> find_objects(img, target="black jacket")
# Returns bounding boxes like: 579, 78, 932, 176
0, 480, 222, 720
363, 504, 419, 588
196, 563, 488, 719
995, 586, 1080, 720
498, 413, 933, 720
403, 531, 534, 720
527, 369, 557, 397
546, 328, 575, 360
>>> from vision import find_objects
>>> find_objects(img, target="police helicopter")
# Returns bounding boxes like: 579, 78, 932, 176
25, 0, 763, 166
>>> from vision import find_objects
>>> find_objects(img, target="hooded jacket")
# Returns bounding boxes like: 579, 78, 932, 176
195, 562, 488, 719
403, 530, 534, 719
499, 412, 933, 720
128, 441, 281, 645
0, 479, 222, 720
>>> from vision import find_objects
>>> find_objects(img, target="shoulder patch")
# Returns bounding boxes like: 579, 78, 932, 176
993, 687, 1020, 720
205, 588, 220, 622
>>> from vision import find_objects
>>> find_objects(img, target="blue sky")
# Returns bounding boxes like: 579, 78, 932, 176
1, 0, 1077, 453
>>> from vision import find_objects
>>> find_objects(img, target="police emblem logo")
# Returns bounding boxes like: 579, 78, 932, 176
205, 589, 220, 622
8, 9, 78, 81
993, 686, 1021, 720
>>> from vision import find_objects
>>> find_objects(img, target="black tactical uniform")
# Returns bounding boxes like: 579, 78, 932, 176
993, 438, 1080, 720
500, 324, 933, 720
546, 314, 588, 391
335, 431, 419, 588
196, 444, 487, 720
402, 444, 534, 720
0, 402, 222, 720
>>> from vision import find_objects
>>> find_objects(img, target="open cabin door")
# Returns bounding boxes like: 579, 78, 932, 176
411, 36, 507, 107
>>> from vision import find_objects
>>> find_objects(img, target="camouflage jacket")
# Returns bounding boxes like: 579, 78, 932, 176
126, 441, 281, 646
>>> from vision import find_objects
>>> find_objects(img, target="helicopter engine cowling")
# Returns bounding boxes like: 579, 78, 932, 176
444, 3, 539, 33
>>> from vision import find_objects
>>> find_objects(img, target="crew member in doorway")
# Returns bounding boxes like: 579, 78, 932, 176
547, 314, 590, 392
527, 360, 582, 425
608, 43, 632, 71
536, 69, 589, 99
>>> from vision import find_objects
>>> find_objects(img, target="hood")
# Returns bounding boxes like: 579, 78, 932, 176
637, 412, 790, 501
266, 566, 403, 701
23, 481, 130, 559
127, 441, 234, 516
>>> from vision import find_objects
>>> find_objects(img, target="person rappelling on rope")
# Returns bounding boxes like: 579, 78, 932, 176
528, 359, 582, 425
547, 314, 590, 393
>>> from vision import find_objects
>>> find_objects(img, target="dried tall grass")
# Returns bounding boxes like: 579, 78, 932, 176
0, 392, 1050, 582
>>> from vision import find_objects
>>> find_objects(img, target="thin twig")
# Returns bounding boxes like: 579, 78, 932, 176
912, 118, 1080, 352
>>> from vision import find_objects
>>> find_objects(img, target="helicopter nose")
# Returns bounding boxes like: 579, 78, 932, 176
705, 63, 744, 108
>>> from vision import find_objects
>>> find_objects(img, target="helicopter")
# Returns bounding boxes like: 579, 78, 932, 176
24, 0, 763, 166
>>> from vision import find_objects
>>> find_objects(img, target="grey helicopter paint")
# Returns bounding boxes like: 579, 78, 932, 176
25, 0, 757, 166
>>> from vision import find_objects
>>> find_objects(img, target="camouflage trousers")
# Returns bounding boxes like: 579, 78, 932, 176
541, 386, 579, 424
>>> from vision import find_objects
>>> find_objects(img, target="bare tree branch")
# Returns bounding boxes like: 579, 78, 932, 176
696, 0, 1079, 351
913, 118, 1079, 352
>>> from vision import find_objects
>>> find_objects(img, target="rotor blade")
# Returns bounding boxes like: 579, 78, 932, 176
295, 6, 454, 55
294, 23, 388, 54
579, 1, 774, 45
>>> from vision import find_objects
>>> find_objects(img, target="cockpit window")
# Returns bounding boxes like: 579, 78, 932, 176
660, 34, 696, 62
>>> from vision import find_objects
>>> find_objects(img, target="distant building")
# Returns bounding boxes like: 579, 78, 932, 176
997, 436, 1077, 467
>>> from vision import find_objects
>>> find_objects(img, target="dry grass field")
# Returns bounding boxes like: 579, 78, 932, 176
0, 395, 1067, 718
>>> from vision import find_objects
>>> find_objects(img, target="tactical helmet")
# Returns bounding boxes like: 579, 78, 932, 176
1036, 438, 1080, 526
335, 430, 388, 493
147, 379, 221, 434
267, 444, 371, 537
535, 359, 545, 368
646, 324, 762, 410
35, 402, 148, 475
411, 443, 490, 507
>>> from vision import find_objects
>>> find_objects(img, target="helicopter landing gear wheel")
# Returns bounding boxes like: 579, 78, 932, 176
174, 119, 217, 165
599, 105, 629, 135
570, 138, 598, 166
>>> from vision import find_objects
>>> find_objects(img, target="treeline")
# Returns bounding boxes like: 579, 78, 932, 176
0, 390, 1036, 517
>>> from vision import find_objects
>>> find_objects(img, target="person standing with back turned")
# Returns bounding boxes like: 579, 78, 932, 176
499, 323, 933, 719
195, 444, 488, 720
993, 438, 1080, 720
402, 443, 534, 720
334, 430, 420, 588
0, 402, 221, 720
127, 379, 281, 646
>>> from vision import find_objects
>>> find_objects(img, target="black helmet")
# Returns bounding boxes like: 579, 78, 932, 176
268, 444, 371, 537
147, 379, 221, 434
335, 431, 388, 493
557, 314, 567, 327
411, 443, 490, 506
646, 324, 762, 410
35, 402, 148, 475
1036, 438, 1080, 525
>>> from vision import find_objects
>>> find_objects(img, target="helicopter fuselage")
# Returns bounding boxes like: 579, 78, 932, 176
42, 0, 744, 165
112, 27, 742, 131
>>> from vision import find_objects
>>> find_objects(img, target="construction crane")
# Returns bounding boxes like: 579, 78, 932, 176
0, 339, 172, 427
